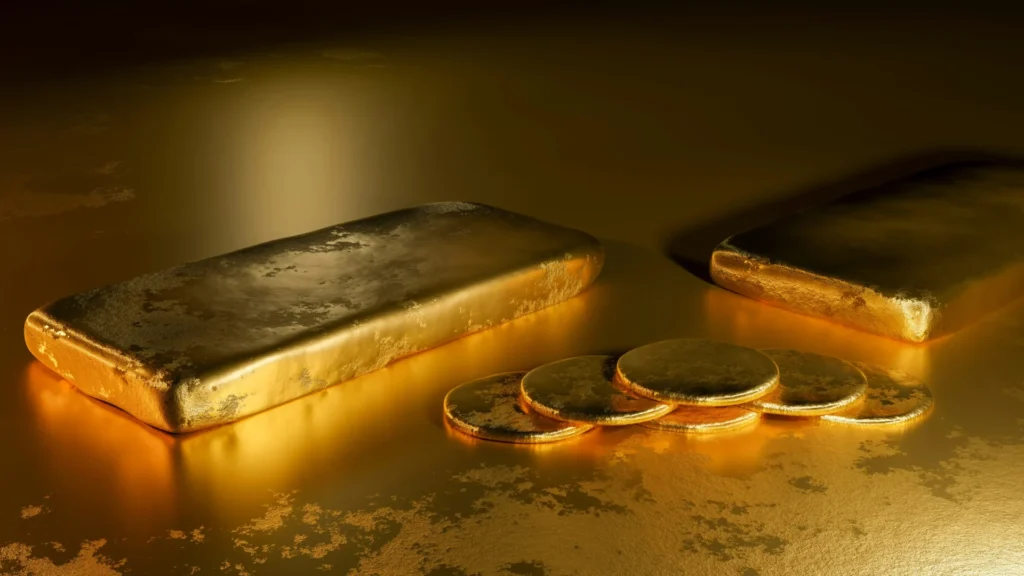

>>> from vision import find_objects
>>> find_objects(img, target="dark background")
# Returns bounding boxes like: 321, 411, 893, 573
4, 1, 1022, 83
2, 1, 587, 79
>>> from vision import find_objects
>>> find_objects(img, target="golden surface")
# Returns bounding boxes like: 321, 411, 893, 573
23, 203, 603, 432
710, 163, 1024, 343
641, 405, 760, 433
520, 355, 672, 425
752, 349, 868, 416
615, 338, 779, 406
4, 12, 1024, 575
444, 372, 592, 443
821, 362, 934, 427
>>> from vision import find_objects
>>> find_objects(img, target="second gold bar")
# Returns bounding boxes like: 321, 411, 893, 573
711, 162, 1024, 342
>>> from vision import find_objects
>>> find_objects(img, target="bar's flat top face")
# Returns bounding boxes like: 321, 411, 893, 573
722, 163, 1024, 302
5, 15, 1024, 576
35, 202, 597, 379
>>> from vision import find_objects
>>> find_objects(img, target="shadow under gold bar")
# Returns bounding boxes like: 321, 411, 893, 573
25, 202, 604, 432
710, 162, 1024, 343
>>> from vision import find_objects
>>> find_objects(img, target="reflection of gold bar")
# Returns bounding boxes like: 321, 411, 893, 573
710, 163, 1024, 343
25, 202, 604, 432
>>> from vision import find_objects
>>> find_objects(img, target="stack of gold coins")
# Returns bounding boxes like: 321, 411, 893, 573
443, 338, 934, 444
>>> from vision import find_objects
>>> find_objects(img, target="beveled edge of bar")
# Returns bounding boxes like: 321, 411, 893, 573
709, 240, 937, 343
24, 311, 179, 431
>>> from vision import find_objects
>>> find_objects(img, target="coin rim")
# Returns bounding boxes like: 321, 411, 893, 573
521, 355, 675, 426
751, 349, 869, 416
614, 338, 780, 406
820, 362, 934, 426
640, 405, 761, 433
443, 372, 594, 444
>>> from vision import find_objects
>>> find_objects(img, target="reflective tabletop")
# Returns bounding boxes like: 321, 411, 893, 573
2, 10, 1024, 575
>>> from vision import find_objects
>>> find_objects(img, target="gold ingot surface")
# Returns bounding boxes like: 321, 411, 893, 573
443, 372, 593, 443
520, 355, 673, 426
711, 163, 1024, 343
641, 405, 760, 433
23, 202, 604, 432
752, 349, 868, 416
615, 338, 779, 406
821, 362, 934, 426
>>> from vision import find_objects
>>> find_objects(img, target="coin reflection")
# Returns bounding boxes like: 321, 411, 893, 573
641, 405, 760, 433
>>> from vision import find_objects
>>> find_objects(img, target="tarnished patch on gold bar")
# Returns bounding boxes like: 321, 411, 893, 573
24, 202, 604, 433
710, 163, 1024, 342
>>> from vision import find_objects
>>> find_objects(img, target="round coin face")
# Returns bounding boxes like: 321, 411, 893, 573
615, 339, 780, 406
751, 349, 867, 416
443, 372, 593, 443
641, 405, 760, 433
821, 362, 933, 426
521, 355, 673, 426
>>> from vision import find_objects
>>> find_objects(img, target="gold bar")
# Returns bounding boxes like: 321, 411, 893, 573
711, 162, 1024, 343
25, 202, 604, 432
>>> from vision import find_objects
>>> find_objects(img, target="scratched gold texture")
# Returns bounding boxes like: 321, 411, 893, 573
3, 8, 1024, 575
24, 202, 603, 432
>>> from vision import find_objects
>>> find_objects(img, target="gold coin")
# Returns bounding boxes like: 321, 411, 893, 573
821, 362, 934, 426
641, 405, 760, 433
751, 349, 867, 416
615, 338, 779, 406
521, 355, 673, 426
443, 372, 593, 443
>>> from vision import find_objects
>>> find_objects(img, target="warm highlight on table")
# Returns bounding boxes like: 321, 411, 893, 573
2, 10, 1024, 575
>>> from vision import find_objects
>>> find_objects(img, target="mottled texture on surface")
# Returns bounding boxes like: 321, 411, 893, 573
753, 350, 868, 416
24, 203, 604, 432
521, 355, 672, 425
5, 14, 1024, 575
641, 405, 760, 433
443, 372, 592, 443
822, 362, 934, 427
616, 339, 780, 405
711, 163, 1024, 342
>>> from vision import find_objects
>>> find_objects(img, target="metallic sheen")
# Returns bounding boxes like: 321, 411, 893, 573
710, 163, 1024, 343
615, 338, 780, 406
752, 349, 868, 416
821, 362, 934, 426
443, 372, 593, 443
23, 202, 604, 432
641, 405, 760, 433
5, 20, 1024, 575
520, 355, 673, 425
